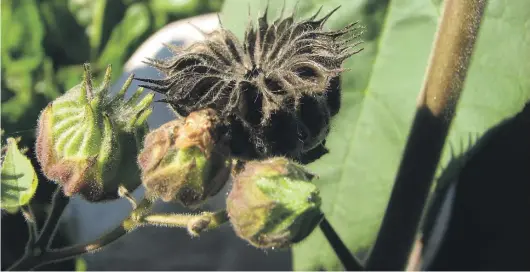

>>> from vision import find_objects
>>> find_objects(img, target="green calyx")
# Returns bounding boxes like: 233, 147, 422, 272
138, 109, 231, 208
227, 157, 323, 248
35, 64, 153, 202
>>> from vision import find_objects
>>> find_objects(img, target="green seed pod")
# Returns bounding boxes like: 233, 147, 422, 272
227, 157, 323, 248
35, 64, 153, 202
138, 108, 232, 208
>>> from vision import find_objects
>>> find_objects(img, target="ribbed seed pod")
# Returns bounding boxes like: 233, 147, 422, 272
35, 64, 153, 202
137, 5, 363, 162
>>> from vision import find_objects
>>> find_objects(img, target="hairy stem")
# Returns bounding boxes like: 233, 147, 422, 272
320, 217, 364, 271
34, 187, 70, 250
7, 199, 228, 271
21, 205, 38, 244
140, 210, 229, 235
365, 0, 488, 270
8, 198, 153, 271
7, 223, 132, 271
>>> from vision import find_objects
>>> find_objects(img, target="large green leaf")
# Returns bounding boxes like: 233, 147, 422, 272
1, 138, 38, 212
221, 0, 530, 270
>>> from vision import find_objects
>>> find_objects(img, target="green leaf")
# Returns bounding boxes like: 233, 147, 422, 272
149, 0, 201, 29
1, 0, 46, 124
221, 0, 530, 270
40, 0, 91, 64
68, 0, 98, 28
1, 0, 52, 139
1, 138, 38, 212
97, 3, 151, 79
0, 0, 45, 68
35, 57, 62, 100
88, 0, 108, 55
85, 0, 126, 58
57, 65, 86, 91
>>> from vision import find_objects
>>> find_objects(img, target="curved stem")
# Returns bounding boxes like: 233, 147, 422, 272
8, 221, 133, 271
8, 198, 153, 271
34, 187, 69, 250
320, 217, 364, 271
21, 205, 38, 244
8, 189, 227, 271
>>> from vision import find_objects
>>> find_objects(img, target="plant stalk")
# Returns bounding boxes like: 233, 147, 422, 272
7, 198, 228, 271
139, 210, 229, 236
21, 205, 38, 244
34, 188, 70, 250
7, 197, 153, 271
365, 0, 488, 270
320, 217, 364, 271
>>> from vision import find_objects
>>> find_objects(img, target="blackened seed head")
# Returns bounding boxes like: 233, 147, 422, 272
263, 110, 304, 158
297, 95, 331, 151
326, 76, 341, 117
244, 65, 263, 80
140, 5, 363, 162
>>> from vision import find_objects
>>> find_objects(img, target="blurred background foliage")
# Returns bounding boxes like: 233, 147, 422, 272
1, 0, 223, 147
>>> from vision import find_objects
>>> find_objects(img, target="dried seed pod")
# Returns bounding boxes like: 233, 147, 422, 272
35, 64, 153, 202
227, 157, 323, 248
137, 5, 363, 162
138, 108, 232, 207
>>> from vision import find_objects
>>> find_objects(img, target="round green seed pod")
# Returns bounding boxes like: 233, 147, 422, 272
227, 157, 322, 248
138, 108, 232, 208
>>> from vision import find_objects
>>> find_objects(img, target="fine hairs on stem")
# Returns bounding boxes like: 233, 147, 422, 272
365, 0, 488, 270
7, 193, 229, 271
7, 193, 151, 271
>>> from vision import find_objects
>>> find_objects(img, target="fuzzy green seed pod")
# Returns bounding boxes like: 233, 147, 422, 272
35, 64, 153, 202
227, 157, 323, 248
138, 108, 232, 208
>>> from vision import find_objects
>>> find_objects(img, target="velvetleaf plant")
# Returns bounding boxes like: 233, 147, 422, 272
1, 0, 497, 270
3, 5, 365, 270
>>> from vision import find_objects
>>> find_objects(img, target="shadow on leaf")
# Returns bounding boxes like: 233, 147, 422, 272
422, 100, 530, 270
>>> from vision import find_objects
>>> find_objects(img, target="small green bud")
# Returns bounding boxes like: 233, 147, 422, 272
138, 108, 231, 208
227, 157, 323, 248
35, 64, 153, 202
